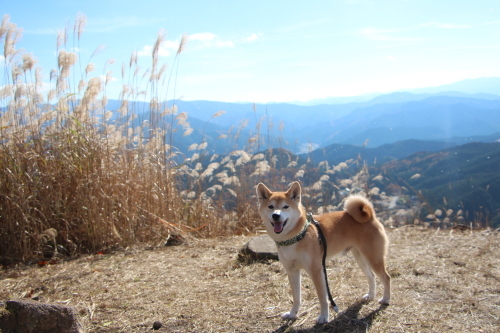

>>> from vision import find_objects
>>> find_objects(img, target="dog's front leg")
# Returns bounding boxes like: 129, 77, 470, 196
309, 265, 330, 324
282, 266, 301, 320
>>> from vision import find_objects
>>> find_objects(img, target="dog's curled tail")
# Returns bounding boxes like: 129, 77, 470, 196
344, 195, 375, 223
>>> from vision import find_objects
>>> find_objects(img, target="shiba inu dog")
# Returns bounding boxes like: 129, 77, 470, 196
256, 181, 391, 324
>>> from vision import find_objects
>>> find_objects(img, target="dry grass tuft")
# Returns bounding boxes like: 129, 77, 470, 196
1, 228, 498, 332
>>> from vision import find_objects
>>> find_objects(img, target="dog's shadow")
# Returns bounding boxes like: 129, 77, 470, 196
273, 301, 388, 333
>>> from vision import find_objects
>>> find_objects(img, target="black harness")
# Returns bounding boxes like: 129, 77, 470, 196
307, 213, 339, 313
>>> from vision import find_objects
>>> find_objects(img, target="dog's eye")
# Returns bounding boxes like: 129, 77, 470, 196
283, 205, 289, 209
268, 205, 274, 209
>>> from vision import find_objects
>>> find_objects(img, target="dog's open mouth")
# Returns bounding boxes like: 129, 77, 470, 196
270, 219, 287, 234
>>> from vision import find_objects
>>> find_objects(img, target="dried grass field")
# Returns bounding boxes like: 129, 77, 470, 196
1, 226, 499, 333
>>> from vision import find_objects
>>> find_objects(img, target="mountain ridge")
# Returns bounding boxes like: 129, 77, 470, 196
102, 95, 500, 155
98, 77, 500, 155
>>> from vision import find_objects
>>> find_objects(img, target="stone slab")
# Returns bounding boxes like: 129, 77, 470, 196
239, 235, 279, 262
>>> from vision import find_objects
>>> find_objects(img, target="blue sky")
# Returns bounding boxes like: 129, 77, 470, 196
2, 0, 500, 102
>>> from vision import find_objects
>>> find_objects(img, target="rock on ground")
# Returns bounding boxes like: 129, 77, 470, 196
239, 235, 279, 262
0, 299, 83, 333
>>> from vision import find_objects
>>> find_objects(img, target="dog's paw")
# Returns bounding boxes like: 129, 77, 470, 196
281, 312, 297, 321
316, 314, 329, 324
361, 294, 374, 302
378, 297, 390, 305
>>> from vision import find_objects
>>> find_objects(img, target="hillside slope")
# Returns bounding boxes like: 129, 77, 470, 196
381, 142, 500, 225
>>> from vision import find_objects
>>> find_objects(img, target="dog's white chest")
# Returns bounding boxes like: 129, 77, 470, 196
277, 246, 303, 268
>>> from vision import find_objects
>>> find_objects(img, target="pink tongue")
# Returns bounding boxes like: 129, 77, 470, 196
274, 221, 284, 233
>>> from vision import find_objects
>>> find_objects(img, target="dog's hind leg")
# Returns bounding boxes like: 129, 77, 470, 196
355, 247, 391, 305
282, 266, 301, 320
370, 259, 391, 305
351, 248, 376, 302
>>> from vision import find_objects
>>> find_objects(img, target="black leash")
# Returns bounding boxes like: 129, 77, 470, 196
307, 213, 339, 313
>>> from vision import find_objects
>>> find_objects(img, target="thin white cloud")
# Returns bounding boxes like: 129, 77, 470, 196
138, 33, 233, 57
346, 0, 373, 3
244, 33, 260, 43
358, 21, 469, 45
188, 33, 234, 48
137, 45, 169, 57
137, 40, 178, 57
358, 27, 421, 43
100, 74, 118, 84
482, 20, 500, 26
24, 17, 166, 35
189, 32, 217, 42
24, 28, 58, 35
358, 27, 394, 37
69, 47, 83, 53
87, 16, 167, 33
420, 22, 471, 29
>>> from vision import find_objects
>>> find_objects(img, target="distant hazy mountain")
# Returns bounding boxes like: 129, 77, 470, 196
99, 77, 500, 155
293, 93, 380, 106
408, 77, 500, 95
294, 77, 500, 106
295, 95, 500, 148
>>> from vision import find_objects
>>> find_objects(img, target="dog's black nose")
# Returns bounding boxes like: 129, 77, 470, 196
272, 213, 280, 221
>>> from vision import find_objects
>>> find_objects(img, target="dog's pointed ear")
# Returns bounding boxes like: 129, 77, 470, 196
286, 181, 301, 202
256, 183, 272, 201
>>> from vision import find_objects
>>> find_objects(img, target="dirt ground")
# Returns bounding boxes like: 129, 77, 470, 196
1, 226, 499, 332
